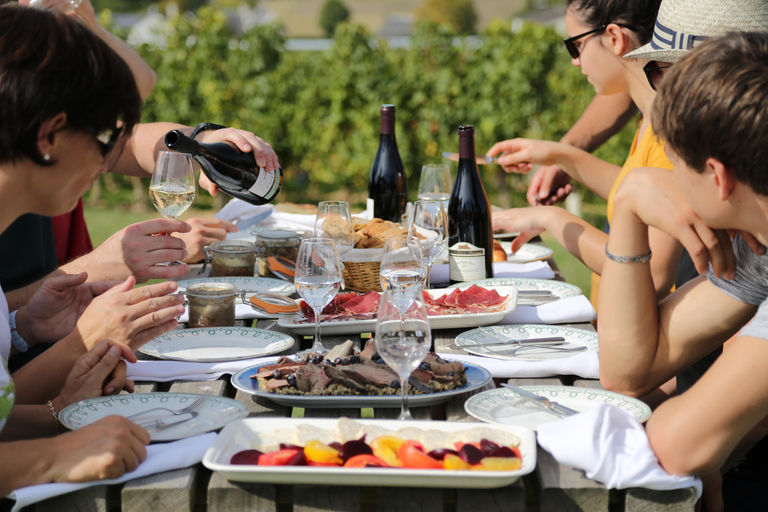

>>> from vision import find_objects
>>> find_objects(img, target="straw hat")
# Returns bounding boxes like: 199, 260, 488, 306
624, 0, 768, 62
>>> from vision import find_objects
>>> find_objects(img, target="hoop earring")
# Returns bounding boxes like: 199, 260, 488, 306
43, 154, 51, 161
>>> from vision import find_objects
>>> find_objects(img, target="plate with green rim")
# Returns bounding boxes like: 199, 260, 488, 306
447, 277, 582, 299
453, 324, 597, 361
139, 327, 295, 362
464, 386, 651, 431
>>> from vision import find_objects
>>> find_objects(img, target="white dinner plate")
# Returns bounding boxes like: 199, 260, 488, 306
454, 324, 597, 361
277, 286, 518, 335
232, 359, 492, 408
498, 242, 554, 264
464, 386, 651, 431
176, 276, 296, 296
448, 277, 582, 299
493, 231, 521, 239
59, 393, 248, 441
203, 418, 536, 488
139, 327, 295, 362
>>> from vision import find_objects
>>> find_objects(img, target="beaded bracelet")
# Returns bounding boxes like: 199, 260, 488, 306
47, 400, 60, 435
604, 244, 652, 264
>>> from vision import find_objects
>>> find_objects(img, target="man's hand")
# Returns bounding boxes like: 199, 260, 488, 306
56, 340, 137, 409
196, 128, 279, 196
527, 165, 573, 206
69, 219, 192, 283
15, 273, 121, 345
177, 217, 238, 263
72, 277, 185, 352
486, 138, 563, 174
614, 168, 736, 279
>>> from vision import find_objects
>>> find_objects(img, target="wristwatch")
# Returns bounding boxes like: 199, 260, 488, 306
190, 122, 226, 140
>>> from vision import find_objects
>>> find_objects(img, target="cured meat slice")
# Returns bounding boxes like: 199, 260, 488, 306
341, 291, 381, 316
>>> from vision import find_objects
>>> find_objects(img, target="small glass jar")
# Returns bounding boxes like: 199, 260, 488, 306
185, 283, 236, 328
205, 240, 256, 277
255, 230, 301, 279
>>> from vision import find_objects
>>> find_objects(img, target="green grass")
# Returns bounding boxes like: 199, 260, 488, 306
540, 232, 592, 297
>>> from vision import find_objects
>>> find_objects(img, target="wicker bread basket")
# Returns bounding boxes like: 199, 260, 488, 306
342, 261, 382, 293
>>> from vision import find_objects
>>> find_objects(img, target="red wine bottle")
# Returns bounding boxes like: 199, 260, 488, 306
368, 104, 407, 222
448, 125, 494, 283
165, 130, 282, 206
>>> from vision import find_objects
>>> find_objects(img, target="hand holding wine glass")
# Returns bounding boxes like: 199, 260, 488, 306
149, 151, 195, 267
294, 238, 342, 354
375, 290, 431, 420
380, 234, 426, 315
408, 200, 448, 289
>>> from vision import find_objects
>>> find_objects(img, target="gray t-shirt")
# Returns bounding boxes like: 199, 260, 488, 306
707, 235, 768, 340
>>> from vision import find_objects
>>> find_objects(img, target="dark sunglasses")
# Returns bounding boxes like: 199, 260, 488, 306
643, 61, 673, 91
81, 124, 124, 158
563, 23, 638, 59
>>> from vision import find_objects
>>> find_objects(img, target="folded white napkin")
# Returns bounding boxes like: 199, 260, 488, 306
214, 198, 274, 223
263, 211, 317, 231
437, 351, 599, 379
537, 404, 702, 499
501, 295, 595, 325
430, 261, 555, 286
179, 303, 270, 323
7, 433, 216, 512
127, 356, 281, 382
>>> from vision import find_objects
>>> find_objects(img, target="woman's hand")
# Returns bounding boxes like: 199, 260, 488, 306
56, 340, 137, 409
16, 273, 120, 345
72, 277, 185, 352
527, 165, 573, 205
46, 416, 150, 483
486, 138, 563, 174
492, 207, 549, 252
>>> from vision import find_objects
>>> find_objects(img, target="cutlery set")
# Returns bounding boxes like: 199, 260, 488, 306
126, 389, 213, 432
500, 383, 579, 417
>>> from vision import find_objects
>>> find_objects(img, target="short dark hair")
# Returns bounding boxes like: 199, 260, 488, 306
652, 32, 768, 196
0, 4, 141, 166
566, 0, 662, 45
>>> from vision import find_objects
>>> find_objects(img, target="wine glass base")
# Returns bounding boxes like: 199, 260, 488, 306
397, 410, 413, 420
156, 261, 185, 267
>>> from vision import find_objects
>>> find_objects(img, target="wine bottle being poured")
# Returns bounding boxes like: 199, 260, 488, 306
164, 130, 283, 206
447, 125, 494, 283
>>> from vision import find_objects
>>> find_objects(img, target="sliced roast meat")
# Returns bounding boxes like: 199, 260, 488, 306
410, 368, 433, 384
341, 364, 398, 387
359, 339, 377, 359
266, 379, 290, 390
323, 365, 368, 392
423, 353, 464, 375
294, 365, 332, 392
408, 376, 437, 394
326, 340, 355, 362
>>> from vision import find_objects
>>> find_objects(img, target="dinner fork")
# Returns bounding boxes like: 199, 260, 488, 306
125, 389, 213, 422
137, 411, 199, 431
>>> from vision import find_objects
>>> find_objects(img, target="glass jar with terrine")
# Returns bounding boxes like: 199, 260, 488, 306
255, 229, 301, 279
204, 240, 256, 277
185, 282, 237, 328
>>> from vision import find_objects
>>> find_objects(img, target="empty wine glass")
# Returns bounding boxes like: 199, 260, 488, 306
149, 151, 195, 267
408, 200, 448, 289
375, 290, 431, 420
380, 234, 426, 316
314, 201, 354, 262
294, 237, 342, 353
417, 164, 452, 211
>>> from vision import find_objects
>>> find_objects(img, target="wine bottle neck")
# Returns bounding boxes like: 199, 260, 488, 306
380, 107, 395, 135
458, 130, 475, 160
165, 129, 201, 156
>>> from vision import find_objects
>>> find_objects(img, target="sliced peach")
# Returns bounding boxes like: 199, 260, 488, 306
443, 453, 472, 471
304, 440, 343, 465
370, 436, 405, 467
471, 457, 522, 471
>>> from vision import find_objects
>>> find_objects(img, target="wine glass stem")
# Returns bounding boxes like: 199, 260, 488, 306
399, 374, 412, 420
425, 263, 432, 289
312, 308, 322, 350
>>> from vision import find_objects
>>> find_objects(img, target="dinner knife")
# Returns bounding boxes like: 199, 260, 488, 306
454, 336, 566, 349
501, 383, 579, 417
442, 152, 498, 165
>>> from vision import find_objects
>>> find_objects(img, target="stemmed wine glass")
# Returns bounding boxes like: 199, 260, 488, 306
314, 201, 354, 290
294, 237, 342, 354
417, 164, 452, 211
149, 151, 195, 267
375, 290, 431, 420
408, 200, 448, 289
380, 234, 426, 316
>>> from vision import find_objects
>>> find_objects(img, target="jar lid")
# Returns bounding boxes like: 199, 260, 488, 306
209, 240, 256, 253
185, 282, 237, 298
256, 229, 301, 246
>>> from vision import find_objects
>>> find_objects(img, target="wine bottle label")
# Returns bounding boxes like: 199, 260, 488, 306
448, 242, 486, 282
248, 168, 279, 199
366, 197, 374, 217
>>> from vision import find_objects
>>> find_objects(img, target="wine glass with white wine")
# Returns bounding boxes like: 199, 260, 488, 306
408, 200, 448, 289
149, 151, 195, 267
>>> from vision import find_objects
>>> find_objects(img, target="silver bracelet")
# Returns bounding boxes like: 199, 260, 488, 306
605, 244, 652, 264
9, 310, 29, 353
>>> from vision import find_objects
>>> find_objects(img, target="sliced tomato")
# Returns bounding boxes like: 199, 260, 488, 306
397, 443, 443, 469
258, 448, 303, 466
344, 454, 391, 468
307, 461, 341, 467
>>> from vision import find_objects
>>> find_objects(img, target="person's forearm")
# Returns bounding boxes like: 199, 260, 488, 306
0, 440, 60, 495
597, 203, 660, 395
12, 333, 85, 404
93, 25, 156, 99
112, 122, 192, 177
0, 403, 60, 440
537, 207, 609, 274
561, 92, 637, 152
554, 146, 622, 200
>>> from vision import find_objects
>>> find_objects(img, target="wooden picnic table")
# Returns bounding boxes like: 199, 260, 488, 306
12, 251, 696, 512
